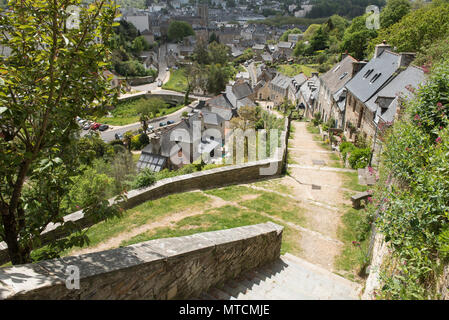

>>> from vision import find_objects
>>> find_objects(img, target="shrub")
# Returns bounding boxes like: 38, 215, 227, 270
139, 133, 150, 147
131, 134, 142, 150
132, 168, 156, 189
339, 141, 355, 162
348, 147, 371, 169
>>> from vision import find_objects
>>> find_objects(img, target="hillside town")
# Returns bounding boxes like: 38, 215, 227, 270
0, 0, 449, 304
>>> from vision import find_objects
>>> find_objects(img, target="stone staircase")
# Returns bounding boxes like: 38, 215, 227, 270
197, 253, 361, 300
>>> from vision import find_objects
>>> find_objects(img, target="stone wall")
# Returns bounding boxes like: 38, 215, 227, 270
0, 223, 283, 300
0, 158, 284, 265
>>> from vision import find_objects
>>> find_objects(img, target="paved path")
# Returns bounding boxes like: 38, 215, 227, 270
199, 254, 361, 300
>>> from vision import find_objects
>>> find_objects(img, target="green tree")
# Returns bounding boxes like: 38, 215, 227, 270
209, 32, 219, 43
0, 0, 124, 265
309, 26, 329, 51
369, 2, 449, 54
136, 98, 165, 132
167, 20, 195, 42
303, 24, 321, 41
380, 0, 411, 29
208, 41, 231, 65
192, 38, 210, 64
206, 64, 228, 95
280, 28, 302, 41
131, 35, 150, 55
341, 14, 378, 60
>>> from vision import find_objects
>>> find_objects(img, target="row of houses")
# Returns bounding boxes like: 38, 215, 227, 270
305, 41, 426, 150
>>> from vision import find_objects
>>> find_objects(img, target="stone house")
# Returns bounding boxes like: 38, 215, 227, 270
316, 55, 362, 128
137, 112, 225, 172
298, 74, 320, 118
344, 42, 419, 142
270, 73, 291, 106
276, 41, 295, 59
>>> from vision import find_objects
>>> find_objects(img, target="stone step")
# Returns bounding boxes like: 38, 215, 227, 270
198, 254, 361, 300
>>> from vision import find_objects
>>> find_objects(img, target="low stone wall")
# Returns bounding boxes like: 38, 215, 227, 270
0, 222, 283, 300
0, 157, 284, 265
123, 76, 154, 86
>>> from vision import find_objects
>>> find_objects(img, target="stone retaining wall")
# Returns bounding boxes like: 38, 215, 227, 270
0, 157, 284, 265
0, 223, 283, 300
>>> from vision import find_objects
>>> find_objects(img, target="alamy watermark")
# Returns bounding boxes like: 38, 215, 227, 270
65, 265, 80, 290
365, 5, 380, 30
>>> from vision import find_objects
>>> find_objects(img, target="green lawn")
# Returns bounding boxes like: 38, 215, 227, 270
44, 185, 307, 259
277, 64, 318, 77
97, 97, 184, 126
162, 68, 188, 93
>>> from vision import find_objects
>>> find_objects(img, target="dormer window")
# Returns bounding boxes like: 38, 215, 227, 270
363, 69, 374, 78
371, 73, 382, 83
339, 72, 348, 80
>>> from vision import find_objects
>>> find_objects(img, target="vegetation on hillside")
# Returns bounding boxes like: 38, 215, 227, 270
364, 58, 449, 299
110, 20, 156, 77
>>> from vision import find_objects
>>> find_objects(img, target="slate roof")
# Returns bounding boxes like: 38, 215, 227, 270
206, 94, 233, 110
237, 97, 256, 108
233, 82, 253, 100
321, 55, 357, 95
210, 106, 233, 121
203, 111, 225, 126
333, 88, 347, 112
300, 75, 320, 104
293, 74, 308, 87
366, 65, 426, 123
252, 44, 265, 50
345, 50, 401, 103
262, 53, 273, 62
271, 73, 291, 89
277, 41, 294, 49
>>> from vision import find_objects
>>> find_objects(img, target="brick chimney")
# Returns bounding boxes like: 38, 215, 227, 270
341, 50, 349, 61
352, 61, 368, 77
398, 52, 416, 67
374, 40, 392, 58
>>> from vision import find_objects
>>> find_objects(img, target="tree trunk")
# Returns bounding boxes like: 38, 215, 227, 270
1, 208, 30, 265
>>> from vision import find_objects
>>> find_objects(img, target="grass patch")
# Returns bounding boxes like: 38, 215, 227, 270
341, 171, 368, 192
203, 185, 263, 202
277, 64, 318, 77
98, 97, 184, 126
335, 206, 371, 280
240, 192, 305, 227
162, 68, 188, 93
252, 179, 294, 196
63, 192, 212, 255
121, 204, 302, 256
306, 123, 320, 134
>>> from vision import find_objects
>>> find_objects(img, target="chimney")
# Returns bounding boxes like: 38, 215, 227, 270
352, 61, 368, 77
150, 136, 161, 154
341, 50, 348, 61
374, 40, 392, 58
398, 52, 416, 67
